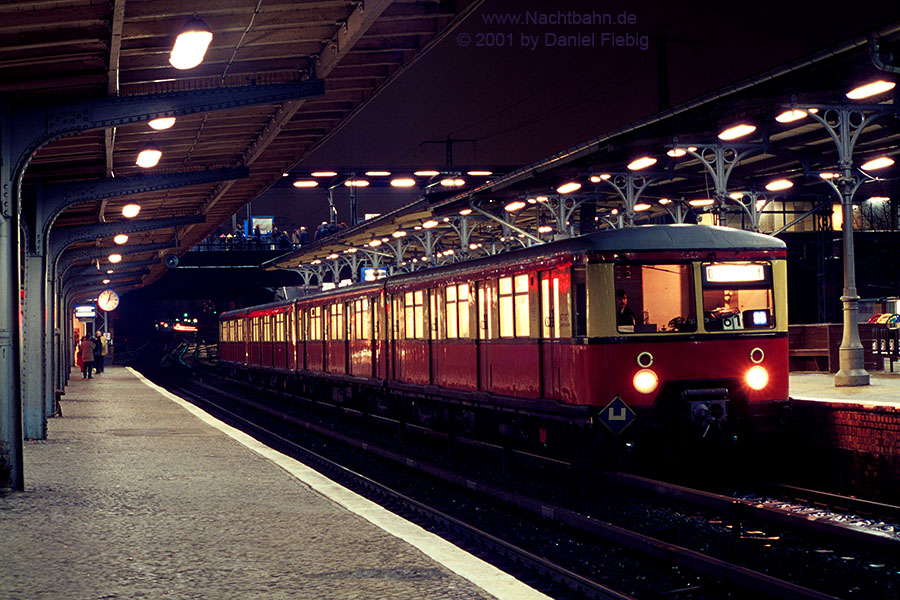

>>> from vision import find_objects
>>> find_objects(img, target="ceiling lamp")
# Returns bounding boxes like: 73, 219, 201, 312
390, 178, 416, 187
169, 18, 213, 70
121, 204, 141, 218
589, 174, 612, 182
504, 200, 526, 212
326, 253, 339, 260
108, 254, 122, 264
440, 178, 465, 187
846, 80, 896, 100
368, 239, 382, 247
765, 179, 793, 192
292, 180, 318, 188
689, 198, 715, 207
775, 109, 809, 123
556, 182, 582, 194
282, 172, 289, 177
113, 234, 129, 245
868, 196, 890, 202
365, 170, 391, 176
658, 198, 671, 205
718, 124, 757, 140
467, 170, 493, 176
634, 203, 651, 211
422, 219, 439, 229
860, 156, 895, 171
729, 192, 745, 200
537, 225, 553, 233
311, 171, 337, 177
414, 170, 440, 177
392, 230, 407, 238
459, 208, 472, 215
344, 179, 370, 187
148, 117, 176, 130
106, 270, 114, 274
102, 279, 111, 285
819, 172, 839, 180
627, 156, 657, 170
135, 143, 162, 168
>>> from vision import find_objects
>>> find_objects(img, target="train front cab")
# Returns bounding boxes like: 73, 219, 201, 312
584, 250, 789, 448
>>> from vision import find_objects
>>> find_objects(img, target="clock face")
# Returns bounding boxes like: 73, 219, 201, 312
97, 289, 120, 312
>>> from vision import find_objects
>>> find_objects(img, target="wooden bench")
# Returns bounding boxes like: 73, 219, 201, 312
788, 323, 880, 372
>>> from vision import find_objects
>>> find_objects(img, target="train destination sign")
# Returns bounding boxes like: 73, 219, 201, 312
598, 396, 636, 435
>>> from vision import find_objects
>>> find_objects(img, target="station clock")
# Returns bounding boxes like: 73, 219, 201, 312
97, 289, 120, 312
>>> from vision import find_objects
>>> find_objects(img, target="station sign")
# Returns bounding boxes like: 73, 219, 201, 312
598, 395, 636, 435
74, 305, 96, 319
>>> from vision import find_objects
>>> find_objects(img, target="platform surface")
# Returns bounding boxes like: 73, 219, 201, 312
790, 360, 900, 406
0, 366, 549, 600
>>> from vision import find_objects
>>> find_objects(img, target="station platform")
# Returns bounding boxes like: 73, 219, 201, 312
0, 366, 549, 600
789, 364, 900, 406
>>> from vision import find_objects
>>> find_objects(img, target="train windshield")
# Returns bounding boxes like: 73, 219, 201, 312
701, 261, 774, 331
615, 263, 696, 333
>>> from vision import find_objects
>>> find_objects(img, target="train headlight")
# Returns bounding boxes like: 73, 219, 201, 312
745, 365, 769, 390
633, 369, 659, 394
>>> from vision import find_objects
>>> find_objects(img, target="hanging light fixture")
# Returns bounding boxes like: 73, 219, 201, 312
556, 182, 582, 194
846, 80, 896, 100
136, 143, 162, 168
122, 204, 141, 218
113, 234, 129, 245
148, 117, 176, 130
169, 18, 213, 70
108, 254, 122, 264
718, 123, 757, 140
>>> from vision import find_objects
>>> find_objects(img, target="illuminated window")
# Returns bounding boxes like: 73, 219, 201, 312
615, 264, 696, 334
251, 317, 260, 342
275, 313, 285, 342
445, 283, 471, 339
294, 309, 302, 342
404, 290, 426, 339
499, 274, 530, 337
328, 303, 344, 340
354, 298, 371, 340
701, 262, 774, 331
478, 281, 495, 339
308, 306, 322, 341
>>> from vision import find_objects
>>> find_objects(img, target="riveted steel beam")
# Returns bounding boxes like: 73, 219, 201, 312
24, 168, 247, 255
58, 240, 176, 278
49, 215, 204, 268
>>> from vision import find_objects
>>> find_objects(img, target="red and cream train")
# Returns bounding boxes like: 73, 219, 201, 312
219, 224, 789, 452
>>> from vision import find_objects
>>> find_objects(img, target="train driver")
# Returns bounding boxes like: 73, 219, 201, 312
616, 289, 637, 326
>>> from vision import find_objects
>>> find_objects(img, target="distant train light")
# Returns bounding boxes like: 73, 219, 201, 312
846, 80, 896, 100
718, 123, 756, 140
746, 366, 769, 390
173, 323, 198, 332
633, 369, 659, 394
169, 18, 213, 70
148, 117, 176, 130
627, 156, 657, 170
122, 204, 141, 218
705, 263, 765, 283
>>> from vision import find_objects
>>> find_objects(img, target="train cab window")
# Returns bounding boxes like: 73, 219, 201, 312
308, 306, 323, 341
445, 283, 471, 339
615, 264, 696, 333
404, 290, 426, 339
499, 274, 530, 338
701, 262, 774, 331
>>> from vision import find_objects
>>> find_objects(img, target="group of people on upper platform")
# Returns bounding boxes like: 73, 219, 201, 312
76, 331, 108, 379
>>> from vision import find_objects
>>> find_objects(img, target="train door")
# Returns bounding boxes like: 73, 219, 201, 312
540, 270, 562, 398
476, 279, 496, 391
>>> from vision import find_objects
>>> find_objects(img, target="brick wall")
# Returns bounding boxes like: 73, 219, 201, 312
786, 400, 900, 502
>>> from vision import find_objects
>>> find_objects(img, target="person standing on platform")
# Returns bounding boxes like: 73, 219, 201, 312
93, 331, 106, 373
298, 226, 308, 245
79, 336, 96, 379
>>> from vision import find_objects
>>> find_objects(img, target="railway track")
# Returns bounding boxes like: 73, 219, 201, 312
145, 362, 900, 600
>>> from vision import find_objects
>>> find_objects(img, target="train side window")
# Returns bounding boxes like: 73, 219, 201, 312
615, 264, 696, 333
251, 317, 259, 342
478, 280, 497, 339
404, 290, 426, 339
275, 313, 285, 342
354, 298, 371, 340
328, 303, 344, 341
499, 274, 530, 338
572, 267, 587, 337
445, 283, 470, 339
309, 306, 322, 341
431, 289, 442, 340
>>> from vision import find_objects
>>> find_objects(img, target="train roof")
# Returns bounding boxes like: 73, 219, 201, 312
222, 225, 785, 317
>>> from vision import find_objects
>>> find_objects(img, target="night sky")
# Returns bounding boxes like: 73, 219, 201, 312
248, 0, 898, 233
